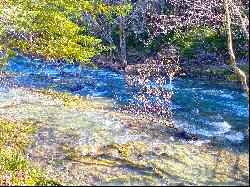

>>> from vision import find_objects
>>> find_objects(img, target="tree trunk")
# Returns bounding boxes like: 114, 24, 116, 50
109, 41, 113, 58
119, 16, 127, 68
107, 37, 114, 58
225, 0, 249, 103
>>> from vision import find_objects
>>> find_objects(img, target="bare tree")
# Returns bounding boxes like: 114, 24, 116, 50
124, 45, 181, 127
225, 0, 249, 102
119, 0, 128, 68
145, 0, 249, 103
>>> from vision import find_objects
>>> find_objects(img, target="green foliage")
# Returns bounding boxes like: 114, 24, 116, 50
171, 27, 227, 58
0, 121, 58, 186
126, 34, 144, 50
111, 3, 132, 17
144, 34, 172, 54
0, 0, 114, 67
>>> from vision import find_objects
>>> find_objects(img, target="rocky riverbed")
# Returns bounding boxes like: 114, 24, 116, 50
0, 85, 248, 186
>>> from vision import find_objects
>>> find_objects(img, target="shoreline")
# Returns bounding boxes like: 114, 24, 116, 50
92, 56, 249, 84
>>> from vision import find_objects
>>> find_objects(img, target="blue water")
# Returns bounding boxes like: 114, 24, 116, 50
3, 57, 249, 152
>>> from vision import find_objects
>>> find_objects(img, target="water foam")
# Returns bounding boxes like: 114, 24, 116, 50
220, 93, 234, 99
225, 132, 244, 142
193, 121, 231, 137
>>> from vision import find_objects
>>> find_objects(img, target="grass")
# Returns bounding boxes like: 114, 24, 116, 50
0, 120, 60, 186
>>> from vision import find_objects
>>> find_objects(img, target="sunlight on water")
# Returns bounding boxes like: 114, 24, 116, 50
0, 57, 249, 185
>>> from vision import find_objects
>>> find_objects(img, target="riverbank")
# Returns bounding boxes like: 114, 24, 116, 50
178, 59, 249, 83
0, 84, 248, 185
0, 120, 59, 186
92, 54, 249, 84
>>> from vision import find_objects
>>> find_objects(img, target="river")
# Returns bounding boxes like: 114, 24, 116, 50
0, 57, 249, 185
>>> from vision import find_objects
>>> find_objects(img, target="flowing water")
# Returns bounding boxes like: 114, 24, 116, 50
0, 57, 249, 185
